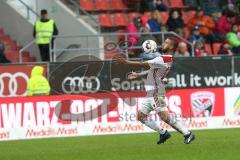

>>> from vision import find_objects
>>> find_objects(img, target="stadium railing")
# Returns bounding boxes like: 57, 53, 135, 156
7, 0, 40, 23
19, 31, 194, 63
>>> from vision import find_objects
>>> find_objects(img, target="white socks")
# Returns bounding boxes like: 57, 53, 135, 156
140, 115, 190, 136
168, 116, 190, 136
142, 119, 166, 134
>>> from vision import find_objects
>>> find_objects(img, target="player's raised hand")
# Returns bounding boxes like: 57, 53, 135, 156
127, 71, 138, 80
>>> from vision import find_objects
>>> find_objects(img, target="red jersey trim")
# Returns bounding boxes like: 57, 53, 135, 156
161, 55, 173, 63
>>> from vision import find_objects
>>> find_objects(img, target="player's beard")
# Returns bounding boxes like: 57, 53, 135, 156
161, 47, 168, 53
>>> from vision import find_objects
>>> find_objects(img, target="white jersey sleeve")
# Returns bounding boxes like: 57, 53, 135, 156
147, 56, 165, 69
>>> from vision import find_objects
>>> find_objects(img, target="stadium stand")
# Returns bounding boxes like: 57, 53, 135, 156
128, 12, 142, 22
167, 0, 187, 8
113, 13, 128, 27
4, 0, 235, 61
95, 0, 111, 11
77, 0, 232, 58
205, 43, 212, 55
159, 11, 169, 25
98, 13, 114, 27
0, 28, 35, 62
79, 0, 96, 12
109, 0, 128, 11
213, 43, 221, 55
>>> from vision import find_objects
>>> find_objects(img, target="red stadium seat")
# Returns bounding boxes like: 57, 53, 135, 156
0, 35, 11, 41
22, 51, 30, 57
5, 50, 19, 60
98, 14, 114, 27
213, 43, 221, 55
5, 45, 19, 51
205, 44, 212, 55
0, 28, 34, 63
182, 12, 189, 24
22, 56, 36, 62
79, 0, 95, 11
110, 0, 128, 11
144, 12, 151, 19
169, 0, 187, 8
159, 12, 169, 25
128, 12, 141, 22
22, 57, 31, 62
113, 13, 128, 27
182, 11, 196, 24
95, 0, 111, 11
3, 40, 17, 47
30, 57, 37, 62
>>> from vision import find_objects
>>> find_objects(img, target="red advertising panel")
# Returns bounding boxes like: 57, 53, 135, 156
166, 88, 225, 118
0, 64, 47, 97
0, 88, 224, 129
0, 88, 228, 141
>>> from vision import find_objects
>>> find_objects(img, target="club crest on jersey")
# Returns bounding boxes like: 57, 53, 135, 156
190, 91, 215, 117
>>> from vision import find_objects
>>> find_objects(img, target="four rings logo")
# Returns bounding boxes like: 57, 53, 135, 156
62, 76, 100, 94
0, 72, 29, 97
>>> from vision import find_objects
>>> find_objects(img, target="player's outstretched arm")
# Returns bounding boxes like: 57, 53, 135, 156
113, 55, 150, 67
127, 70, 149, 80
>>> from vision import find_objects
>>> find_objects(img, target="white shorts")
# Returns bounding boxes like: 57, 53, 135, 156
139, 95, 168, 115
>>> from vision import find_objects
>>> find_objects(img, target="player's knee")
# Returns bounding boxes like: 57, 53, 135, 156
158, 112, 170, 123
137, 112, 147, 123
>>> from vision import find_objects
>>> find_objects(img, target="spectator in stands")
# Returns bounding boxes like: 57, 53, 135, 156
175, 28, 186, 43
33, 9, 58, 62
216, 11, 236, 35
140, 15, 150, 32
236, 0, 240, 13
136, 16, 158, 55
219, 0, 234, 9
0, 41, 10, 63
27, 66, 50, 96
147, 10, 162, 32
188, 25, 205, 45
199, 0, 221, 16
126, 16, 142, 47
187, 7, 215, 44
154, 0, 168, 11
218, 41, 234, 55
220, 0, 238, 14
166, 9, 185, 32
226, 24, 240, 54
140, 0, 155, 13
126, 0, 141, 12
174, 42, 190, 57
185, 0, 199, 8
194, 41, 208, 56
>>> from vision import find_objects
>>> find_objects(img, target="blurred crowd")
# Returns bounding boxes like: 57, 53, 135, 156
124, 0, 240, 59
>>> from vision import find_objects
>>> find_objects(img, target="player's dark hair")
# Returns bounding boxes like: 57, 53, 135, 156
167, 37, 179, 51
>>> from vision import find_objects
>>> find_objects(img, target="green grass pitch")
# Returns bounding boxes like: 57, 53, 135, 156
0, 128, 239, 160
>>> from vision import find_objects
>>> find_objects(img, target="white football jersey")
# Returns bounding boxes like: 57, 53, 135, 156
145, 55, 172, 96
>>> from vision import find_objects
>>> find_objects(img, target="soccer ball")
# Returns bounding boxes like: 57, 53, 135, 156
142, 40, 157, 54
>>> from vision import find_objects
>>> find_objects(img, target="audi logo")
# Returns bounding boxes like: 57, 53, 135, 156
0, 72, 29, 97
62, 76, 100, 94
